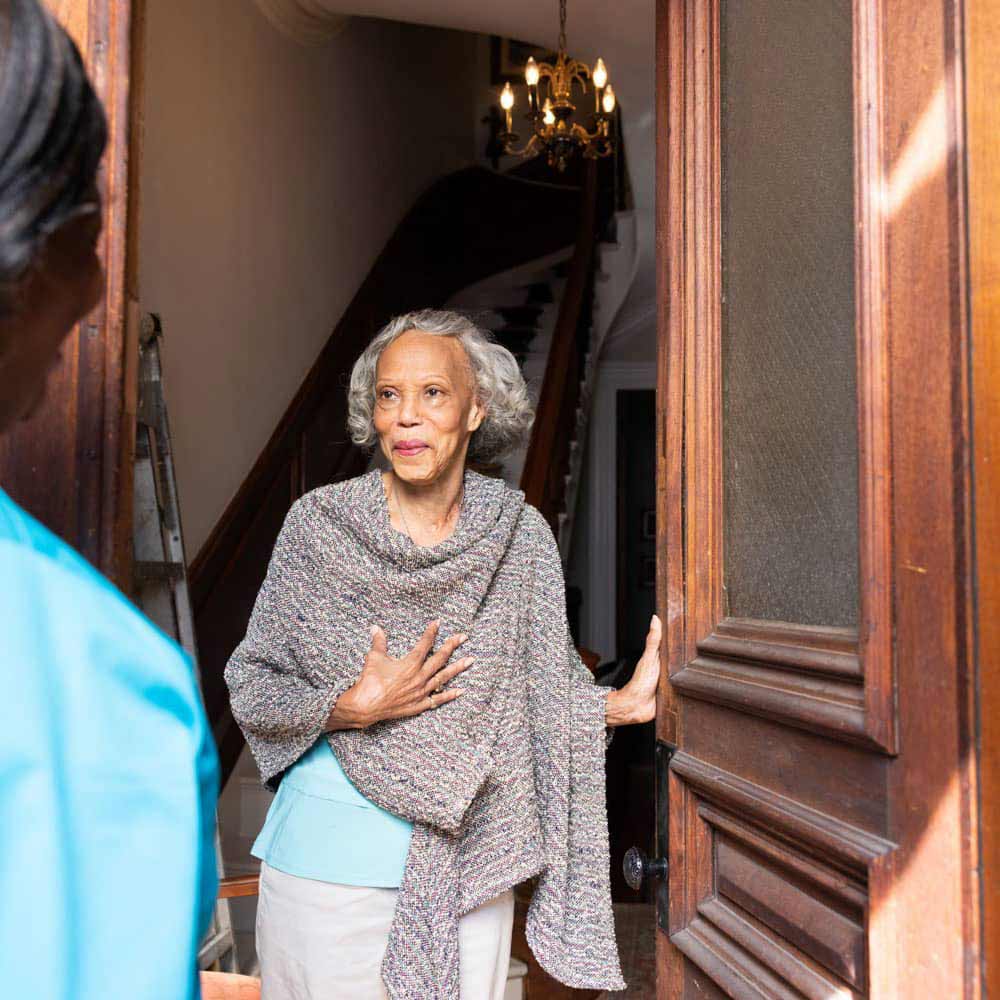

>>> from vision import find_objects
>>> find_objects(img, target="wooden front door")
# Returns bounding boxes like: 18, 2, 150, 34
654, 0, 980, 996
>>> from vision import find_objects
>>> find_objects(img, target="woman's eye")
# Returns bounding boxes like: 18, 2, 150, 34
378, 389, 396, 401
426, 387, 441, 398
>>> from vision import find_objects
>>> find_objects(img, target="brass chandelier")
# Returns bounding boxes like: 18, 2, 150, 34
497, 0, 616, 172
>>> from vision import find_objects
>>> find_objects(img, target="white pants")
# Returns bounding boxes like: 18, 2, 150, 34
256, 861, 515, 999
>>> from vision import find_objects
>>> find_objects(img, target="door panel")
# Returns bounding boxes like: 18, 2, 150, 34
670, 751, 888, 998
655, 0, 979, 996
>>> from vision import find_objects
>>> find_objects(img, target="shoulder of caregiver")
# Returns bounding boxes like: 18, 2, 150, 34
0, 487, 219, 1000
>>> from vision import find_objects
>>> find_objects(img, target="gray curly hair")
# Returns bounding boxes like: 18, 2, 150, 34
347, 309, 534, 464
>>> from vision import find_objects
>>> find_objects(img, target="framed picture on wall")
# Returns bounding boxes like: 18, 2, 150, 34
491, 37, 558, 86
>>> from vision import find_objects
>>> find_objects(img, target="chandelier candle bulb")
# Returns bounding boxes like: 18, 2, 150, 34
592, 57, 607, 89
500, 81, 515, 131
602, 84, 616, 114
525, 56, 540, 112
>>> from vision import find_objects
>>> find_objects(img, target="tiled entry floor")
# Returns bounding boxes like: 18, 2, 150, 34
597, 902, 656, 998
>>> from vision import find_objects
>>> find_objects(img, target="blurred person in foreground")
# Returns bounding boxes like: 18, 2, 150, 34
0, 1, 219, 997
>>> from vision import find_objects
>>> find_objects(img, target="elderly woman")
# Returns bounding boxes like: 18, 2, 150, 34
225, 309, 662, 999
0, 2, 219, 997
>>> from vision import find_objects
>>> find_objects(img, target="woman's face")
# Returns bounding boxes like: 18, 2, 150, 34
0, 194, 104, 434
373, 330, 484, 488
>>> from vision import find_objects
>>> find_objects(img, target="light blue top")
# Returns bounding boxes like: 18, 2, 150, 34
0, 487, 219, 1000
252, 738, 414, 887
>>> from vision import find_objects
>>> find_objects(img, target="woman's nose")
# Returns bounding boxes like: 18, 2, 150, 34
397, 392, 421, 424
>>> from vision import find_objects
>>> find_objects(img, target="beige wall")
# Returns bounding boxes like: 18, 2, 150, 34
139, 1, 479, 555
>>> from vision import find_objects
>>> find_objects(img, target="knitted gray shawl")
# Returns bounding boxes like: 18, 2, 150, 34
224, 468, 626, 998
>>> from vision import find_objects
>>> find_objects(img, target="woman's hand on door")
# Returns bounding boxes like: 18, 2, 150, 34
605, 614, 662, 726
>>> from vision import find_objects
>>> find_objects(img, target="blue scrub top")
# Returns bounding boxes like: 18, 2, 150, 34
0, 487, 219, 1000
252, 738, 413, 887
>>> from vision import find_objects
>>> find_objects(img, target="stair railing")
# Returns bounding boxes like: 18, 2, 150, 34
519, 157, 600, 534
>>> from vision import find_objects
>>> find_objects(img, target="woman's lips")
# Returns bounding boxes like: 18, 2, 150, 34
394, 441, 428, 457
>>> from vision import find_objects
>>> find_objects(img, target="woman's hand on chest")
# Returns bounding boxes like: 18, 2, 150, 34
327, 619, 476, 730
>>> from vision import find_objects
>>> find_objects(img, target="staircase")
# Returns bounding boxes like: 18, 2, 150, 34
446, 248, 590, 561
448, 161, 635, 564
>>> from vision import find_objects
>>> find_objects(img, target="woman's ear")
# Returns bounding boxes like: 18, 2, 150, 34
467, 399, 486, 433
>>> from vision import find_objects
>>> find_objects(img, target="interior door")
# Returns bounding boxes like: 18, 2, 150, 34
653, 0, 980, 996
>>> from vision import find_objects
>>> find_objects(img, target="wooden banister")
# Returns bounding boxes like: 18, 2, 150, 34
519, 158, 600, 532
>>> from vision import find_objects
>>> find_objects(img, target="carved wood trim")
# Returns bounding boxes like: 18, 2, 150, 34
697, 804, 868, 911
671, 752, 893, 873
671, 617, 883, 746
685, 898, 866, 999
699, 620, 861, 680
654, 12, 685, 996
669, 752, 893, 998
671, 917, 798, 1000
683, 0, 723, 664
671, 657, 869, 747
662, 0, 896, 752
851, 0, 894, 753
654, 0, 685, 750
711, 847, 864, 988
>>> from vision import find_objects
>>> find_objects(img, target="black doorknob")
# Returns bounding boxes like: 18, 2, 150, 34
623, 846, 668, 891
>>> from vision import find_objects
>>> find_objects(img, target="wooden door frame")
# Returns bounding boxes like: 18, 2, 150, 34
0, 0, 137, 588
968, 0, 1000, 993
654, 0, 981, 994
